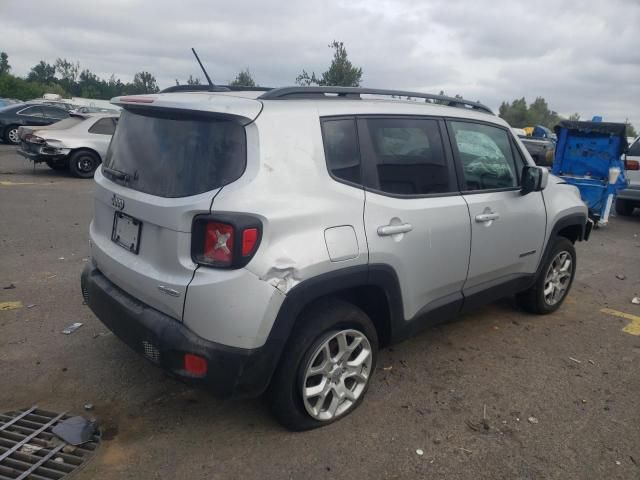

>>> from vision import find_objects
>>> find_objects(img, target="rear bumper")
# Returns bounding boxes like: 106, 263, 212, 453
617, 186, 640, 202
17, 145, 67, 163
81, 263, 278, 398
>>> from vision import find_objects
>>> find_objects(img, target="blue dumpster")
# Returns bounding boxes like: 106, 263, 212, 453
552, 120, 628, 225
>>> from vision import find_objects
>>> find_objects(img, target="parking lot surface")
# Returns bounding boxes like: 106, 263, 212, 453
1, 143, 639, 479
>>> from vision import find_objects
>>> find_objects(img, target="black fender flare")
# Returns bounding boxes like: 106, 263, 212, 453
535, 212, 588, 276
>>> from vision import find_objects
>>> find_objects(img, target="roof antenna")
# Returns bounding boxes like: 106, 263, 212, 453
191, 48, 215, 90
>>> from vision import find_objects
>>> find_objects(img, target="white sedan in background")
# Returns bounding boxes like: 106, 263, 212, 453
17, 113, 118, 178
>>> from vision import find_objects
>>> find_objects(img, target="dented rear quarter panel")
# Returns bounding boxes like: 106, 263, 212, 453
211, 103, 369, 292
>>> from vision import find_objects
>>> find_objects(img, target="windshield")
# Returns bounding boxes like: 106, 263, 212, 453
104, 109, 246, 198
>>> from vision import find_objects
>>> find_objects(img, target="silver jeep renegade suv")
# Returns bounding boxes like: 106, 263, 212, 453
81, 86, 592, 430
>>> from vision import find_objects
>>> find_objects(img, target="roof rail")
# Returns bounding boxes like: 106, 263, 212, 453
160, 84, 273, 94
258, 86, 493, 115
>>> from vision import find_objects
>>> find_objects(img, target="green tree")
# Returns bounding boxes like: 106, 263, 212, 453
27, 61, 56, 84
0, 73, 45, 100
499, 97, 529, 127
55, 58, 80, 96
229, 69, 256, 87
129, 71, 159, 94
296, 41, 363, 87
0, 52, 10, 75
568, 113, 581, 121
625, 119, 637, 138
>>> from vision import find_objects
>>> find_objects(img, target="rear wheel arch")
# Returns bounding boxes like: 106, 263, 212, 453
70, 147, 101, 160
268, 265, 402, 362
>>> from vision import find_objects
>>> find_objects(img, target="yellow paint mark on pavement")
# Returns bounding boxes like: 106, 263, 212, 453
0, 181, 36, 186
0, 301, 23, 311
601, 308, 640, 336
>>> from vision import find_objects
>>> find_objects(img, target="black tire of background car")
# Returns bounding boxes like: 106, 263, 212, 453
4, 125, 20, 145
45, 160, 68, 171
69, 150, 100, 179
615, 198, 636, 217
516, 237, 576, 315
268, 298, 378, 431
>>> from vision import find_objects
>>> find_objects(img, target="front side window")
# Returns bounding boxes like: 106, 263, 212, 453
361, 117, 453, 195
321, 118, 361, 185
18, 106, 43, 117
450, 121, 519, 191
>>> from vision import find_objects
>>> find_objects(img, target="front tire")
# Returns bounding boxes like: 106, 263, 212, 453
517, 237, 576, 314
268, 299, 378, 431
4, 125, 20, 145
615, 198, 635, 216
69, 150, 100, 178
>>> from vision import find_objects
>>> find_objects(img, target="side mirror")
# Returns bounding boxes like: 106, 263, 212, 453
521, 165, 548, 194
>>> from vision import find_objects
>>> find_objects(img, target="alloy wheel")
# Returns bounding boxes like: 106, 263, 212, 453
7, 128, 19, 144
543, 251, 573, 306
77, 156, 94, 172
302, 329, 373, 421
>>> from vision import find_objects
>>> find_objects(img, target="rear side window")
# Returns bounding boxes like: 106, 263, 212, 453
450, 121, 519, 191
629, 139, 640, 156
88, 117, 116, 135
360, 118, 453, 195
104, 109, 246, 198
321, 118, 361, 185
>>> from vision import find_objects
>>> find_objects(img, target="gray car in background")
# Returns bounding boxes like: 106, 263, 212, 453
616, 137, 640, 216
18, 113, 118, 178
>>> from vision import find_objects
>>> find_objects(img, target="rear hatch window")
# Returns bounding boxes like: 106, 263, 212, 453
103, 109, 246, 198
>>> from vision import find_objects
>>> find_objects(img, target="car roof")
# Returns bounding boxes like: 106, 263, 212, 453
112, 89, 504, 126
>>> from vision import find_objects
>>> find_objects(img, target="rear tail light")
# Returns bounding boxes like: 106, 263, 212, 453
204, 222, 234, 266
625, 159, 639, 171
192, 214, 262, 269
242, 228, 259, 256
25, 134, 45, 144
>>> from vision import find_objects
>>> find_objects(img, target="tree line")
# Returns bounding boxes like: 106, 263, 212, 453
1, 45, 635, 137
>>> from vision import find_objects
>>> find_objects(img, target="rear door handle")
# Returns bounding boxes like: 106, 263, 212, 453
377, 223, 413, 236
475, 213, 500, 223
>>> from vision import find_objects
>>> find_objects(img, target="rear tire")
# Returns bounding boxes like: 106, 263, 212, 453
268, 298, 378, 431
517, 237, 576, 315
4, 125, 20, 145
69, 150, 100, 178
615, 198, 635, 216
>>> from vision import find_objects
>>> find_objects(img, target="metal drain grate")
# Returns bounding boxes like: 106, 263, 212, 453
0, 406, 100, 480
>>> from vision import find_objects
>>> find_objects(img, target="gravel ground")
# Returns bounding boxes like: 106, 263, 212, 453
1, 144, 639, 479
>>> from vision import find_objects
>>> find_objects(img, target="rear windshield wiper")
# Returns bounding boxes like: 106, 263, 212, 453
103, 166, 131, 182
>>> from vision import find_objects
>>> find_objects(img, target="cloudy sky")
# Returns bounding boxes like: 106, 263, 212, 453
1, 0, 638, 126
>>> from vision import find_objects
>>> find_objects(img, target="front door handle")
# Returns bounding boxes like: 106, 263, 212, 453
377, 223, 413, 236
475, 212, 500, 223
